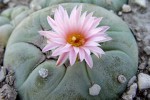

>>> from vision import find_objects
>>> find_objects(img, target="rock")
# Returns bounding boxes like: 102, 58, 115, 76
38, 68, 48, 78
122, 83, 137, 100
122, 94, 132, 100
127, 83, 137, 97
5, 75, 15, 86
118, 74, 127, 84
118, 11, 123, 16
138, 62, 146, 70
122, 4, 132, 13
0, 84, 17, 100
3, 0, 9, 4
0, 67, 6, 82
127, 76, 137, 87
89, 84, 101, 96
143, 90, 148, 96
134, 0, 147, 8
147, 93, 150, 99
144, 46, 150, 55
143, 35, 150, 46
138, 73, 150, 90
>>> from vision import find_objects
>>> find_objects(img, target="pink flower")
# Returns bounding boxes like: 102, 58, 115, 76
39, 5, 112, 68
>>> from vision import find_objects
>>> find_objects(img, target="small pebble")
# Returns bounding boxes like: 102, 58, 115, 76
0, 84, 17, 100
134, 0, 146, 8
122, 83, 137, 100
118, 11, 122, 16
3, 0, 10, 4
38, 68, 49, 78
138, 73, 150, 90
127, 83, 137, 97
147, 93, 150, 99
143, 35, 150, 46
143, 90, 148, 96
144, 46, 150, 55
138, 62, 146, 70
127, 76, 137, 87
89, 84, 101, 96
118, 75, 127, 84
0, 67, 6, 82
122, 94, 132, 100
122, 4, 132, 13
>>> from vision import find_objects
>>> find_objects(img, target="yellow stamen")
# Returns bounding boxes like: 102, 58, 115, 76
72, 36, 76, 41
66, 32, 85, 47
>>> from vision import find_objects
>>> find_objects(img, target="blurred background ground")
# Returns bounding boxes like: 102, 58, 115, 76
0, 0, 150, 100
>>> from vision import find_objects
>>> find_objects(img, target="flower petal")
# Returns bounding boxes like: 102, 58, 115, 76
42, 43, 59, 52
39, 31, 58, 38
86, 26, 110, 38
79, 48, 85, 61
82, 47, 91, 55
56, 52, 68, 66
52, 43, 71, 56
84, 41, 100, 47
69, 48, 77, 66
47, 16, 64, 35
85, 54, 93, 68
87, 46, 105, 58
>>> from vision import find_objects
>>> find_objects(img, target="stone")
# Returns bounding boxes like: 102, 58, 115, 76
122, 83, 137, 100
138, 73, 150, 90
127, 76, 137, 87
122, 4, 132, 13
143, 35, 150, 46
138, 62, 146, 70
134, 0, 147, 8
147, 93, 150, 99
89, 84, 101, 96
0, 67, 6, 82
118, 11, 123, 16
144, 46, 150, 55
0, 84, 17, 100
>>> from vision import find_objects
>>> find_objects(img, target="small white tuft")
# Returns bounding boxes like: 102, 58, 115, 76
38, 68, 48, 78
118, 75, 127, 84
89, 84, 101, 96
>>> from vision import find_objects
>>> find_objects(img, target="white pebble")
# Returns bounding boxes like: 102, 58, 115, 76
39, 68, 48, 78
127, 76, 137, 87
122, 83, 137, 100
0, 67, 6, 82
3, 0, 10, 4
127, 83, 137, 97
138, 73, 150, 90
118, 11, 122, 16
134, 0, 146, 8
122, 4, 132, 13
147, 93, 150, 99
122, 94, 133, 100
144, 46, 150, 55
89, 84, 101, 96
118, 75, 127, 84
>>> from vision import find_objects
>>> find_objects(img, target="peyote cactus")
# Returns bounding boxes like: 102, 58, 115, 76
4, 3, 138, 100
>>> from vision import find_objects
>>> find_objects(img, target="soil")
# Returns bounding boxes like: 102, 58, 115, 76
0, 0, 150, 100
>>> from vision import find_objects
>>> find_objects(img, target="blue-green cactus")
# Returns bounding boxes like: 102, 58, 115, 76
4, 3, 138, 100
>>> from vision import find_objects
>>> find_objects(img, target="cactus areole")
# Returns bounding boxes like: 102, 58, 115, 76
4, 3, 138, 100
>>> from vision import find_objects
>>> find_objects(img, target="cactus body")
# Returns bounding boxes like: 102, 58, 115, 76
4, 3, 138, 100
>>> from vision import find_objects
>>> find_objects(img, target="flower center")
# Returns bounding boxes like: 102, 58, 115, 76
66, 33, 85, 47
